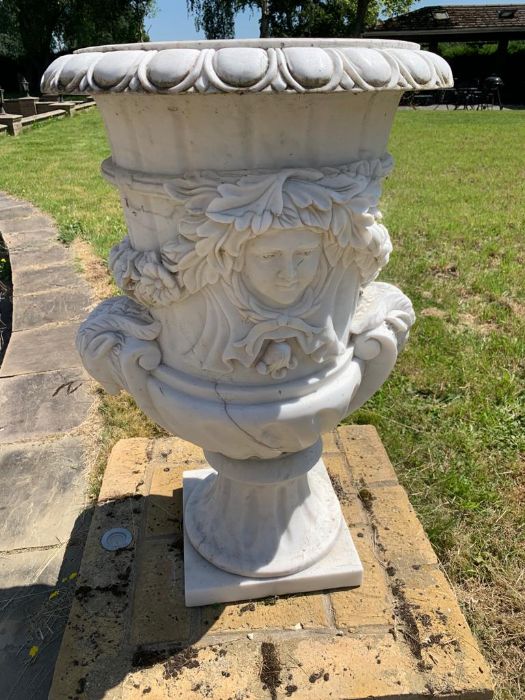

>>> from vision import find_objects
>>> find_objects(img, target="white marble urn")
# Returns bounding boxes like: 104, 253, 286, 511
43, 39, 452, 605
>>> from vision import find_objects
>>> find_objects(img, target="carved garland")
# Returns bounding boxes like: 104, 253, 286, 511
109, 156, 394, 309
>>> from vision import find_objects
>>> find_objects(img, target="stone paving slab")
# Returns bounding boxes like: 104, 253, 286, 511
3, 227, 60, 251
13, 288, 91, 330
0, 191, 96, 700
0, 203, 37, 220
0, 547, 69, 700
0, 436, 88, 549
0, 214, 55, 234
1, 321, 83, 376
0, 542, 87, 700
4, 237, 70, 270
0, 368, 92, 444
49, 426, 493, 700
11, 261, 86, 296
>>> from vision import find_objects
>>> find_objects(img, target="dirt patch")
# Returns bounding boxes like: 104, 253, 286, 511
308, 669, 329, 683
390, 579, 429, 669
457, 313, 496, 336
500, 297, 525, 319
357, 484, 376, 514
430, 264, 459, 279
261, 596, 279, 606
239, 602, 256, 615
132, 646, 178, 669
72, 238, 114, 302
328, 473, 350, 504
163, 646, 200, 680
260, 641, 282, 700
74, 581, 129, 601
420, 307, 447, 319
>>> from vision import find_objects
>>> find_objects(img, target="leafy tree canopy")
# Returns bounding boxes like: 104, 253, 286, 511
0, 0, 155, 88
187, 0, 415, 40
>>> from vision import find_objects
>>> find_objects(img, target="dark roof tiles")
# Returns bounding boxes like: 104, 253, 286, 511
376, 4, 525, 31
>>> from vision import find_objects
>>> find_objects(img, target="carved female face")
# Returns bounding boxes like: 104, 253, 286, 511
243, 228, 322, 308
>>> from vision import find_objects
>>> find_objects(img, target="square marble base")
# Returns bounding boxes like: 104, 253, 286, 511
183, 467, 364, 607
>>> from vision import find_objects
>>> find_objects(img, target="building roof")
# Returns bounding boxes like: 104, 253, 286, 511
365, 4, 525, 41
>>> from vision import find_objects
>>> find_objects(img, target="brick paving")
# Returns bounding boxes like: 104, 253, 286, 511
50, 427, 493, 700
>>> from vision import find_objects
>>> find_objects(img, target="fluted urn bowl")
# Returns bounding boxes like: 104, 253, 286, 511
43, 39, 452, 604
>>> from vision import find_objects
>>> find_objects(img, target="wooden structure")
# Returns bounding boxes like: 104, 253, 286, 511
364, 4, 525, 53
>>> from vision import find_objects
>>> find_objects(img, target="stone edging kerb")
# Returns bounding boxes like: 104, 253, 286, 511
41, 43, 453, 96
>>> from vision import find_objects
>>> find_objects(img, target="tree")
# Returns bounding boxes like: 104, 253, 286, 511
187, 0, 414, 40
0, 0, 155, 91
60, 0, 155, 51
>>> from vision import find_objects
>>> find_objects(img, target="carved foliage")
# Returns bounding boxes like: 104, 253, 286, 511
109, 238, 182, 307
110, 156, 393, 307
76, 296, 161, 395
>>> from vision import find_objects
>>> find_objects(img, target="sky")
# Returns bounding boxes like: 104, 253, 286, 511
146, 0, 524, 42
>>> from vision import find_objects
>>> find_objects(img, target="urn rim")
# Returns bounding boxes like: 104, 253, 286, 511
74, 37, 421, 53
41, 37, 453, 96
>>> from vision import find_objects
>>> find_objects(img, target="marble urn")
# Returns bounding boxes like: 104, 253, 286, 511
42, 39, 452, 606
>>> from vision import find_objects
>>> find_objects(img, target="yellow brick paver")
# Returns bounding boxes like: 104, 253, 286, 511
50, 427, 493, 700
337, 424, 399, 484
331, 525, 393, 628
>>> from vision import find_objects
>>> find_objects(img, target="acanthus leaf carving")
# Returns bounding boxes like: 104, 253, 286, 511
109, 156, 394, 312
76, 295, 162, 397
105, 156, 403, 378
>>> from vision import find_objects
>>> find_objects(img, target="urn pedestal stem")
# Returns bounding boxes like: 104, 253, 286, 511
184, 441, 343, 579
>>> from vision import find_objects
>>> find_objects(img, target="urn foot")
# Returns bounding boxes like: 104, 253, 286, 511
183, 465, 363, 607
183, 441, 363, 605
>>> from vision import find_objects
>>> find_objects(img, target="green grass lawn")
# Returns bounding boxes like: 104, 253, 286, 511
1, 108, 524, 698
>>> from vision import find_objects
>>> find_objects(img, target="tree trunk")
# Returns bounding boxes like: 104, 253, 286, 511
353, 0, 369, 37
259, 0, 270, 37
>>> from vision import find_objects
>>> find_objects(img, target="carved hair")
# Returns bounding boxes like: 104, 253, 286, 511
110, 157, 393, 307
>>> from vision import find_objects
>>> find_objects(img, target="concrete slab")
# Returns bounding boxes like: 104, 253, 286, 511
13, 288, 91, 331
0, 194, 24, 208
0, 541, 87, 700
0, 436, 88, 549
21, 111, 66, 126
11, 262, 86, 295
5, 238, 69, 271
1, 321, 82, 376
0, 115, 23, 136
0, 204, 38, 221
0, 368, 92, 444
36, 102, 73, 117
0, 214, 54, 234
49, 427, 494, 700
2, 228, 57, 252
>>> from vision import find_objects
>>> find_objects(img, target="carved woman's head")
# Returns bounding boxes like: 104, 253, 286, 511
243, 228, 322, 308
161, 160, 393, 302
